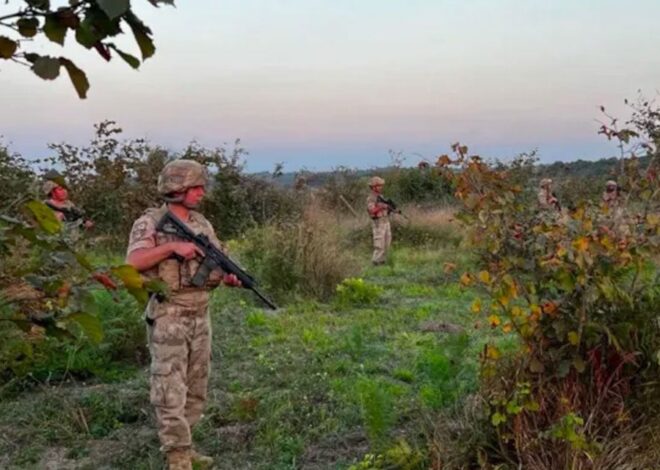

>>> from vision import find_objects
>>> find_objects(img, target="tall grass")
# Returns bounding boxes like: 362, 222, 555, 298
345, 205, 463, 249
238, 205, 360, 302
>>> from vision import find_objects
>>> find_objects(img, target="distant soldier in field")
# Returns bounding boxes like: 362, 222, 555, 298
367, 176, 392, 265
126, 160, 241, 470
537, 178, 561, 211
42, 176, 94, 229
602, 180, 622, 210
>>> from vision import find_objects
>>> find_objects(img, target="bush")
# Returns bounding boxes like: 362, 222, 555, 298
43, 121, 167, 245
1, 289, 145, 391
335, 278, 383, 308
383, 166, 454, 205
434, 97, 660, 467
317, 166, 368, 213
0, 142, 37, 213
238, 206, 360, 302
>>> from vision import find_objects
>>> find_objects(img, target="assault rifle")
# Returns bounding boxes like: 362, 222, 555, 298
44, 201, 85, 222
156, 211, 278, 310
377, 195, 408, 219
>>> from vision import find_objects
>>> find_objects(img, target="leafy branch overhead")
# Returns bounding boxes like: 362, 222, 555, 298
0, 0, 174, 98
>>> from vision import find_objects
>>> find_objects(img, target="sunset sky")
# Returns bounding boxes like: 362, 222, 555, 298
2, 0, 659, 172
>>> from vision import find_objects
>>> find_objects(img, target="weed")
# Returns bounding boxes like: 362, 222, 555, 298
356, 378, 398, 450
335, 278, 383, 308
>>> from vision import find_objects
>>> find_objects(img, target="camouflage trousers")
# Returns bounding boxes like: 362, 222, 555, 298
371, 217, 391, 264
146, 294, 212, 452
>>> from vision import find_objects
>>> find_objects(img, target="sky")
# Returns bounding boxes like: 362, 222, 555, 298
2, 0, 659, 172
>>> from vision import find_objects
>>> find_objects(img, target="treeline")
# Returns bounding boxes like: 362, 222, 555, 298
0, 119, 638, 245
0, 121, 454, 244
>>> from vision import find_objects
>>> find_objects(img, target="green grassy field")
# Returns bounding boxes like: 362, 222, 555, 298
0, 245, 510, 469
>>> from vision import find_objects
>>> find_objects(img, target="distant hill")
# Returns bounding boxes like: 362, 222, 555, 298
251, 156, 649, 188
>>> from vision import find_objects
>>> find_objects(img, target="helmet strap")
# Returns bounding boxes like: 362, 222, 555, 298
163, 192, 185, 203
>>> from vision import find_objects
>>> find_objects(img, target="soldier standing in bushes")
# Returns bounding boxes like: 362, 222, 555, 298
367, 176, 392, 265
126, 160, 241, 470
537, 178, 561, 212
42, 176, 94, 229
602, 180, 622, 210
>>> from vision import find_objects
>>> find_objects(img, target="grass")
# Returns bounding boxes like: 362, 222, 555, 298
0, 242, 509, 469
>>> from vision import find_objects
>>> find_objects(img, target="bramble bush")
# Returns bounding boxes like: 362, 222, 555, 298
433, 99, 659, 468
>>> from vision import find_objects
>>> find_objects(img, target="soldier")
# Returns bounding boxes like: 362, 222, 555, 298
537, 178, 560, 211
367, 176, 392, 265
42, 177, 94, 229
602, 180, 621, 209
126, 160, 241, 470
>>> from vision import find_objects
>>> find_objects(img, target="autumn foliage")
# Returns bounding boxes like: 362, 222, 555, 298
435, 101, 660, 467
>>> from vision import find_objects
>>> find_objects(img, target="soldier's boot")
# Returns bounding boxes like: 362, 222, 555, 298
191, 449, 214, 468
166, 448, 192, 470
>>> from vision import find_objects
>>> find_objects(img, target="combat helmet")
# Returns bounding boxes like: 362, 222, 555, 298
158, 159, 209, 202
369, 176, 385, 187
42, 171, 67, 196
42, 180, 59, 197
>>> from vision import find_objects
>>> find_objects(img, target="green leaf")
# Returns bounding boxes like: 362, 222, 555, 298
80, 291, 100, 316
75, 252, 94, 271
108, 44, 140, 69
25, 200, 62, 234
75, 22, 98, 49
98, 0, 130, 20
125, 13, 155, 60
60, 58, 89, 99
17, 18, 39, 38
65, 312, 104, 344
0, 36, 18, 59
128, 287, 149, 306
32, 56, 61, 80
111, 265, 144, 289
44, 15, 67, 45
491, 412, 506, 426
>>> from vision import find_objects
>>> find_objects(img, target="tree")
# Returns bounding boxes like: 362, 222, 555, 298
0, 0, 174, 98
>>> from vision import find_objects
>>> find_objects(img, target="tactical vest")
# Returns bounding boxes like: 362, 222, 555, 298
141, 206, 219, 293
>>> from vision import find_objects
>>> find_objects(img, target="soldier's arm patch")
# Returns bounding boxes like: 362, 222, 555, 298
131, 221, 148, 241
126, 216, 157, 256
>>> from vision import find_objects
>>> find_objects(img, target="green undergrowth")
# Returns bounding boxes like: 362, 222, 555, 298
0, 246, 512, 469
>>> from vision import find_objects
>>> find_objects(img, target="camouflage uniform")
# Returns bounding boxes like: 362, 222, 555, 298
42, 180, 87, 240
367, 177, 391, 265
602, 180, 621, 211
126, 160, 222, 466
537, 178, 559, 211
